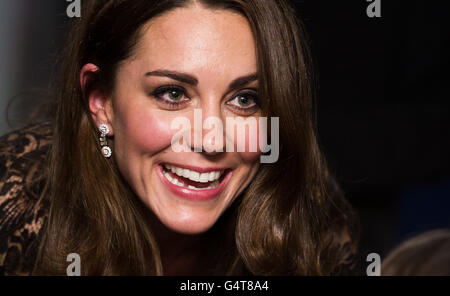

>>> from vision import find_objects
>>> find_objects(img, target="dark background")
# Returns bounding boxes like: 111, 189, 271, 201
1, 0, 449, 274
293, 0, 450, 270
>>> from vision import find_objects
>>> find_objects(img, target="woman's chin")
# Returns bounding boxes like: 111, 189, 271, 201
159, 216, 217, 234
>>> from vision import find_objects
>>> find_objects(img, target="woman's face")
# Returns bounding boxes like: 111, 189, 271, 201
93, 5, 261, 234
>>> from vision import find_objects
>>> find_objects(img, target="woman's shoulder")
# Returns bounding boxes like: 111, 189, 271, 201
0, 122, 52, 275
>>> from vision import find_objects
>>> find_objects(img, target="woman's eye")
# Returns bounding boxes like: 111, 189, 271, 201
150, 86, 189, 107
226, 92, 259, 113
167, 89, 183, 101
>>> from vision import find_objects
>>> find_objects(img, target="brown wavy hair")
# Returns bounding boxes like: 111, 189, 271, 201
33, 0, 359, 275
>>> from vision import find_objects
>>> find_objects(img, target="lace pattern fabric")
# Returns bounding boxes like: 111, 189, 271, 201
0, 123, 52, 275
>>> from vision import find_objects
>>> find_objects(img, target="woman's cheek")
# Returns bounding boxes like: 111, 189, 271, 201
239, 150, 261, 163
119, 109, 175, 155
230, 116, 264, 163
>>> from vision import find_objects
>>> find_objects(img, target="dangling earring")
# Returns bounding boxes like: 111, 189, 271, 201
99, 123, 112, 158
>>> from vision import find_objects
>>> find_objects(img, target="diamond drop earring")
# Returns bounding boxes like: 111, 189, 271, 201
99, 123, 112, 158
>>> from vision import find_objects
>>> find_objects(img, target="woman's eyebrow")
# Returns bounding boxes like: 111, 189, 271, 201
145, 70, 258, 90
227, 73, 258, 92
145, 70, 198, 85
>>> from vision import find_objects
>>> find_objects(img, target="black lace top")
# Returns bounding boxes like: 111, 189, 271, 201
0, 123, 52, 275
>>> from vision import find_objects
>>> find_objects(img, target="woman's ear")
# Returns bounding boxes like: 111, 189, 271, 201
80, 63, 114, 135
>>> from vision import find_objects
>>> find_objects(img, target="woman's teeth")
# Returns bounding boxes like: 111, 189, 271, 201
163, 164, 222, 190
164, 164, 222, 182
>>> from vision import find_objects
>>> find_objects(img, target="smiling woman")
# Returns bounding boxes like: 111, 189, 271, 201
0, 0, 359, 275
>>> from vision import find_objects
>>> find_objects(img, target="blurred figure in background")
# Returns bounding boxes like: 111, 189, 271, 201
382, 229, 450, 276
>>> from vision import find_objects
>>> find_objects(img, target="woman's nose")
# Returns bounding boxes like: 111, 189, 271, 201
189, 105, 226, 155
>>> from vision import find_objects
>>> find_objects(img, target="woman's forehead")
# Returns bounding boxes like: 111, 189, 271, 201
128, 6, 257, 78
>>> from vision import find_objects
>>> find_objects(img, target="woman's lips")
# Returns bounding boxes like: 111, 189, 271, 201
157, 163, 232, 201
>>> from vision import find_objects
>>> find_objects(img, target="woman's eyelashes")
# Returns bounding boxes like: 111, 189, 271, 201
150, 85, 259, 114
